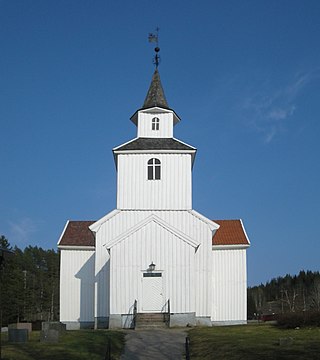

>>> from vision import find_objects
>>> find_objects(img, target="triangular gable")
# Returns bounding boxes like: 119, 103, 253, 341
103, 214, 200, 250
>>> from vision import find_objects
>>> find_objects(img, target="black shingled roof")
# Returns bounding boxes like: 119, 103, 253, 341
114, 138, 196, 151
142, 69, 169, 109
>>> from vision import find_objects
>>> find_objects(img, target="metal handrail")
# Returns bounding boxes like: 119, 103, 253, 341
162, 299, 170, 327
185, 336, 190, 360
133, 299, 137, 329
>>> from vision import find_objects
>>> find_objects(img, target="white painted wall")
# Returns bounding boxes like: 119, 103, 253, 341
109, 220, 195, 314
137, 112, 173, 138
60, 249, 95, 323
93, 210, 214, 318
211, 248, 247, 323
94, 243, 110, 319
117, 154, 192, 210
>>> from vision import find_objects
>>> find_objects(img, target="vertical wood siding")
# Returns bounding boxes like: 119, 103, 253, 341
60, 249, 95, 322
117, 154, 192, 209
137, 112, 173, 138
94, 210, 213, 317
94, 243, 110, 318
109, 221, 195, 314
211, 249, 247, 321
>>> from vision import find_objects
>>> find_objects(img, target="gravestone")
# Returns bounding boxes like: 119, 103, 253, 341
8, 328, 28, 343
8, 322, 32, 333
42, 321, 66, 333
40, 329, 59, 343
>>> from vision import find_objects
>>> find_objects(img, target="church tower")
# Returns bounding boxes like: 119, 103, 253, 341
113, 68, 196, 210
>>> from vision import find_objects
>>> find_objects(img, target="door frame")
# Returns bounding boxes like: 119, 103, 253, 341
140, 270, 165, 313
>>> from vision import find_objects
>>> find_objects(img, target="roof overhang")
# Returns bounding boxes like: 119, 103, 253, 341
112, 137, 197, 168
130, 106, 181, 126
188, 210, 220, 232
89, 209, 121, 234
212, 244, 250, 250
58, 245, 95, 251
57, 220, 70, 246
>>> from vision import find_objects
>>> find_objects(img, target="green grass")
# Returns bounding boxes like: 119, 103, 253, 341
1, 329, 125, 360
188, 324, 320, 360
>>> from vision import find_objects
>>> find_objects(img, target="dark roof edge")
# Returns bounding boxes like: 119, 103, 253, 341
130, 106, 181, 124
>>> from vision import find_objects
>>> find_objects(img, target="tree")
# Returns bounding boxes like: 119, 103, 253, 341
0, 235, 60, 325
248, 270, 320, 317
310, 278, 320, 311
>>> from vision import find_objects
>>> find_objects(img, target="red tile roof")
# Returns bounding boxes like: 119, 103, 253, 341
58, 221, 95, 247
58, 219, 250, 247
212, 220, 249, 245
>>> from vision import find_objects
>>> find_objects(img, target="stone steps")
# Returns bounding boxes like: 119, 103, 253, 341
135, 313, 168, 329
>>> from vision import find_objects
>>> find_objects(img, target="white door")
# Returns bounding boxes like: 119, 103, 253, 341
142, 273, 163, 312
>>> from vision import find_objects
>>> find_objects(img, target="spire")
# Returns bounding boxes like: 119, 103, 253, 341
142, 69, 169, 109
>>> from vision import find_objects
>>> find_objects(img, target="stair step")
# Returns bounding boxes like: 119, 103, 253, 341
135, 323, 167, 329
136, 314, 165, 321
135, 313, 169, 329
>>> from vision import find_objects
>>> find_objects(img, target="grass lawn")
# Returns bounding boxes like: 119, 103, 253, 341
188, 323, 320, 360
1, 329, 125, 360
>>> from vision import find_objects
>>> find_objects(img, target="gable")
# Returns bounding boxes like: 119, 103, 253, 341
212, 219, 250, 246
104, 214, 200, 250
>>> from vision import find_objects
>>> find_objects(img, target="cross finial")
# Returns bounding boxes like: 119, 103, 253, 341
148, 27, 160, 68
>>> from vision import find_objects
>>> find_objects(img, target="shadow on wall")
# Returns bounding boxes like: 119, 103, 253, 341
75, 253, 95, 328
75, 254, 111, 329
96, 260, 110, 328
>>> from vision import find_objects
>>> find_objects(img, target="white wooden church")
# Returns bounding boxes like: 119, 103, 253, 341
58, 63, 250, 330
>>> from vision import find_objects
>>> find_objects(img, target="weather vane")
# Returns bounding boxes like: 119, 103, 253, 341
148, 27, 160, 68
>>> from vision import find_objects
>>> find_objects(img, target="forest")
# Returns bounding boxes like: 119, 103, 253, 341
248, 270, 320, 319
0, 235, 59, 326
1, 234, 320, 325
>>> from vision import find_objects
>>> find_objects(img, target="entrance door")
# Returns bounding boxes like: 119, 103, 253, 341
142, 273, 163, 312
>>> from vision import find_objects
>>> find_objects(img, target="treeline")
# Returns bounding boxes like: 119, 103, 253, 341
2, 233, 320, 325
0, 235, 59, 326
248, 270, 320, 318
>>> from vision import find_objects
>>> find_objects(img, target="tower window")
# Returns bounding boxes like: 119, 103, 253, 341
152, 117, 160, 131
147, 158, 161, 180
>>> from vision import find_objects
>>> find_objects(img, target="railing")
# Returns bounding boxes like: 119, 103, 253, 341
185, 336, 190, 360
162, 299, 170, 327
133, 299, 137, 329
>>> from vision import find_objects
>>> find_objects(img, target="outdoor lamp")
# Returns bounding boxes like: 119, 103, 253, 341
148, 262, 156, 272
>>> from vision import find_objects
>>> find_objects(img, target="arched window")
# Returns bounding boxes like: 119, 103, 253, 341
152, 117, 160, 131
147, 158, 161, 180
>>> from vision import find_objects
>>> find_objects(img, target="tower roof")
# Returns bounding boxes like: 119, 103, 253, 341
142, 69, 169, 109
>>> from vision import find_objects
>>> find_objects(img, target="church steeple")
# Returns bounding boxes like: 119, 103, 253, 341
142, 69, 169, 110
130, 69, 180, 128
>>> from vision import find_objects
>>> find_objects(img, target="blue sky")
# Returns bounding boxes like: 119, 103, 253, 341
1, 0, 319, 286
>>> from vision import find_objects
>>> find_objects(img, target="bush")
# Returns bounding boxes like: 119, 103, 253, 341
276, 311, 320, 328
